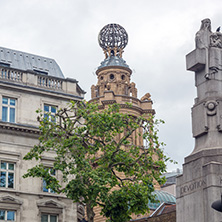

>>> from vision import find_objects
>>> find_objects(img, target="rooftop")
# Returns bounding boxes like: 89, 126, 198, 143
0, 46, 64, 78
98, 55, 129, 69
148, 190, 176, 210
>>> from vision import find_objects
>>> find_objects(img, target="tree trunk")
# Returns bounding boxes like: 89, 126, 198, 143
86, 203, 95, 222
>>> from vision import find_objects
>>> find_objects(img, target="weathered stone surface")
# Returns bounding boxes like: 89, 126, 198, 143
177, 18, 222, 222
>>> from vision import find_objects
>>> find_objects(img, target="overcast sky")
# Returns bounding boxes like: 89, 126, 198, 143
1, 0, 221, 171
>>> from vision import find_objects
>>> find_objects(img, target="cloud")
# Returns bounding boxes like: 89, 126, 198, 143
0, 0, 221, 171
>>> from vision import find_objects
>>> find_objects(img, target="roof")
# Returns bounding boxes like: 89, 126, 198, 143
148, 190, 176, 210
0, 46, 64, 78
98, 55, 129, 69
161, 169, 182, 179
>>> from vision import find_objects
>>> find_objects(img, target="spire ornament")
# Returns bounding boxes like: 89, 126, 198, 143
98, 24, 128, 58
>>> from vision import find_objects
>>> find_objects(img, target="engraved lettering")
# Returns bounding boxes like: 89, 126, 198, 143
180, 179, 206, 195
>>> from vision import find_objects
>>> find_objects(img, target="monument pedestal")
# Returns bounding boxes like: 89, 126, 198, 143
177, 149, 222, 221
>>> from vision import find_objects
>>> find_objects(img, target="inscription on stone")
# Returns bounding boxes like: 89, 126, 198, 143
180, 179, 206, 195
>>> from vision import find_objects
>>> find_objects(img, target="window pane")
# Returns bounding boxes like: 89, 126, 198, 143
51, 106, 56, 113
0, 172, 6, 187
2, 97, 8, 105
8, 163, 14, 170
44, 113, 49, 121
8, 172, 14, 188
50, 215, 57, 222
44, 105, 49, 112
1, 162, 6, 169
0, 210, 5, 220
9, 108, 15, 123
2, 106, 8, 121
41, 215, 48, 222
7, 211, 15, 221
43, 179, 48, 192
10, 99, 15, 106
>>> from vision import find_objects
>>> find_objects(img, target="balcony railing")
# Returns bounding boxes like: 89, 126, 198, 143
37, 76, 62, 90
0, 67, 82, 97
0, 68, 23, 82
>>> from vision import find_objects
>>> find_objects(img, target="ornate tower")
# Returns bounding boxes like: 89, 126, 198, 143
90, 23, 154, 119
177, 19, 222, 222
89, 24, 155, 222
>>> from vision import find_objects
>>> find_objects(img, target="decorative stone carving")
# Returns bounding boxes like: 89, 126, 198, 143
37, 199, 65, 209
210, 32, 222, 48
130, 82, 137, 97
195, 18, 212, 49
205, 100, 217, 116
0, 195, 23, 205
141, 93, 151, 101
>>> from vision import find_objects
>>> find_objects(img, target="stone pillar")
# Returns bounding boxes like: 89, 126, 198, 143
177, 18, 222, 222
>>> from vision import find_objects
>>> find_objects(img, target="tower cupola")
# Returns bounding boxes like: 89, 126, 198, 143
98, 24, 129, 69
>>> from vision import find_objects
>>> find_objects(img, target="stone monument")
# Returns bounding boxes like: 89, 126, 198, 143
177, 18, 222, 222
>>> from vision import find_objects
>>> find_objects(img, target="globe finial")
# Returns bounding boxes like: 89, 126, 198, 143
98, 24, 128, 58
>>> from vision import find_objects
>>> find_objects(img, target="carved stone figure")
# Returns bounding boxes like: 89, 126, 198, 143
195, 18, 212, 49
141, 93, 151, 101
210, 32, 222, 48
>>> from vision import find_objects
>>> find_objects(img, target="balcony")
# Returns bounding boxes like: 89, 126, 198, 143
0, 67, 84, 97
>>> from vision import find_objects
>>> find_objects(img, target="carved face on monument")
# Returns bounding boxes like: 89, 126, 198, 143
200, 18, 211, 31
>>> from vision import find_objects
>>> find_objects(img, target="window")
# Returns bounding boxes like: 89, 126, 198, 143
0, 210, 15, 221
2, 97, 16, 123
0, 162, 15, 188
41, 214, 57, 222
43, 169, 56, 193
44, 105, 56, 122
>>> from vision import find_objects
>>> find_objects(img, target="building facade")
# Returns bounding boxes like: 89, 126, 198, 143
0, 46, 85, 222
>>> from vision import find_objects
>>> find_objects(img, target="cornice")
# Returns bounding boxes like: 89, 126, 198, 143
96, 65, 132, 75
0, 121, 39, 135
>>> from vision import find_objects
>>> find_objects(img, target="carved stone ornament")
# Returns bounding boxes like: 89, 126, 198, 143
210, 32, 222, 48
195, 18, 212, 49
205, 100, 218, 116
0, 195, 23, 205
37, 199, 65, 209
141, 93, 151, 101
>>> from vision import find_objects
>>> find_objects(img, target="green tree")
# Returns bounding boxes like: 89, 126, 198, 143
23, 101, 168, 222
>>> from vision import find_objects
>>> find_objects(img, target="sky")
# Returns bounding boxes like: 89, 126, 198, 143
0, 0, 221, 171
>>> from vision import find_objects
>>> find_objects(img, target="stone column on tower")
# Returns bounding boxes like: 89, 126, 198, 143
177, 18, 222, 222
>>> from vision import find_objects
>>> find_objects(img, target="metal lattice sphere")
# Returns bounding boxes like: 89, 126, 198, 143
98, 24, 128, 51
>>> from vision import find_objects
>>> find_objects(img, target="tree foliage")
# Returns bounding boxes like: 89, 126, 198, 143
23, 101, 168, 222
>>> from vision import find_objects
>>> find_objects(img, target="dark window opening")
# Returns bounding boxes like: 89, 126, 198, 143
0, 62, 10, 68
33, 69, 48, 75
110, 74, 114, 80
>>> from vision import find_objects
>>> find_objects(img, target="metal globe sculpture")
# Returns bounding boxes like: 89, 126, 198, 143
98, 24, 128, 58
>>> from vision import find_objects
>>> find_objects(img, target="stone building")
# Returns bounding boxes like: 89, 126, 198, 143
89, 24, 157, 222
0, 46, 85, 221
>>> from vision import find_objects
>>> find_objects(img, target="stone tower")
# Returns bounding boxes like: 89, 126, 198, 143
90, 23, 154, 119
89, 24, 155, 222
177, 19, 222, 221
